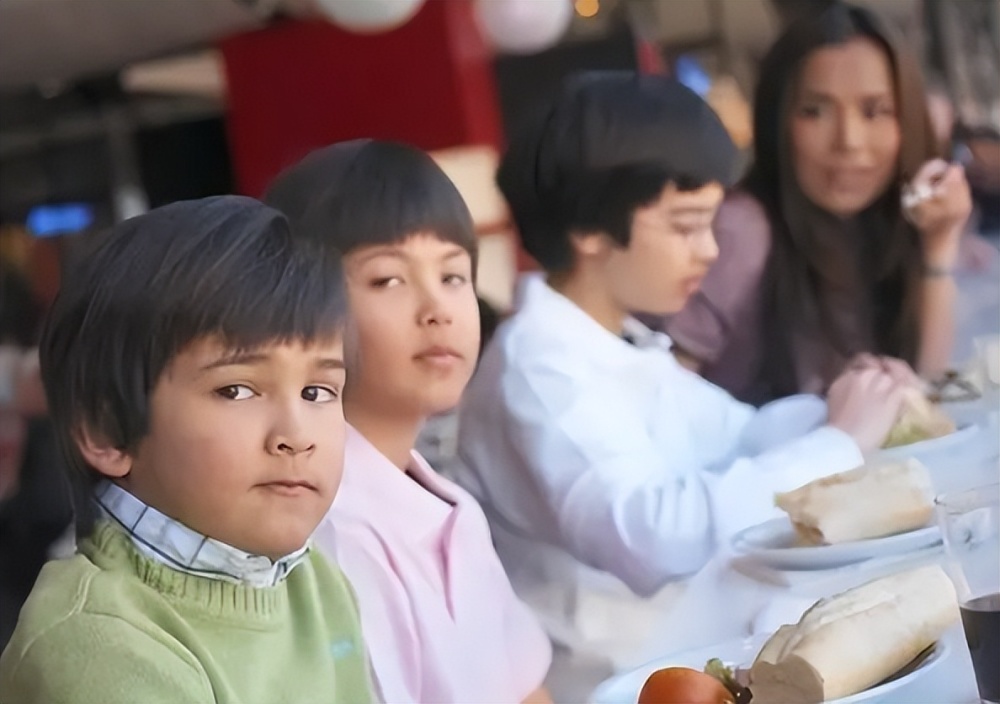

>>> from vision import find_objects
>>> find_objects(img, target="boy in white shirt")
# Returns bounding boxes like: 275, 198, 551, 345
454, 71, 914, 701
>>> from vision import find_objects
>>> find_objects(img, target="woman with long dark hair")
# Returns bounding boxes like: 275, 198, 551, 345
668, 1, 972, 404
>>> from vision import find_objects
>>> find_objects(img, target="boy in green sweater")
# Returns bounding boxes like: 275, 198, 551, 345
0, 196, 375, 703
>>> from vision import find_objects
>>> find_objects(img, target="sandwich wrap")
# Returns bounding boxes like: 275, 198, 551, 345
749, 565, 958, 703
883, 387, 955, 449
774, 459, 934, 545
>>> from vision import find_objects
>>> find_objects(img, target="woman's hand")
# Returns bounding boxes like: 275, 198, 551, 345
903, 159, 973, 266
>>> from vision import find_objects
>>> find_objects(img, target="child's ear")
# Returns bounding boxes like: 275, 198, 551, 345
569, 231, 611, 259
75, 426, 134, 478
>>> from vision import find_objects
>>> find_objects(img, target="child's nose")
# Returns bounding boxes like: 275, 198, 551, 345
417, 289, 453, 327
695, 228, 719, 264
265, 412, 316, 456
269, 439, 315, 455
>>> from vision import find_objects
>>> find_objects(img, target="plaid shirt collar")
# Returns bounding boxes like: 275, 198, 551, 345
94, 481, 309, 588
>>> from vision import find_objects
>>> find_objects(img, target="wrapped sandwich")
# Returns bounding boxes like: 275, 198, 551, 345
882, 387, 955, 448
774, 458, 934, 545
749, 565, 958, 703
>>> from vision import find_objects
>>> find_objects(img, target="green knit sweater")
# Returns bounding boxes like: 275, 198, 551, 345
0, 521, 375, 704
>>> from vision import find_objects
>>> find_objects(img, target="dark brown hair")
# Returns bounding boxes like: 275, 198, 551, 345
745, 1, 938, 399
264, 139, 478, 274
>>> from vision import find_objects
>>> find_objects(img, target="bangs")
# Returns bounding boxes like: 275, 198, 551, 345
101, 201, 346, 365
266, 140, 478, 266
42, 196, 346, 454
549, 72, 738, 188
152, 239, 346, 364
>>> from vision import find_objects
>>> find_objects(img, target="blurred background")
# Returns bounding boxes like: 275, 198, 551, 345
6, 0, 995, 313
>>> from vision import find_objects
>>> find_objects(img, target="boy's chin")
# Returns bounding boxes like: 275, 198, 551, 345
423, 401, 461, 419
664, 289, 698, 314
256, 538, 311, 561
241, 525, 319, 561
418, 391, 465, 418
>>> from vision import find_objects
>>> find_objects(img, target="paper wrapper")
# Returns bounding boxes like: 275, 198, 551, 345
775, 459, 934, 545
750, 565, 958, 703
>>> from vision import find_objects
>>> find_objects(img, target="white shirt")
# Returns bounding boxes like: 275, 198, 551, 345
454, 274, 864, 693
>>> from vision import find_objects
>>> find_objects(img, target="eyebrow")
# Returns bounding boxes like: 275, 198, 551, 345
441, 248, 468, 261
202, 351, 270, 371
353, 245, 468, 266
201, 352, 346, 372
314, 358, 347, 371
797, 90, 894, 103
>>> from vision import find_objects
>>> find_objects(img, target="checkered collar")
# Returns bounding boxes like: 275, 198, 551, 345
94, 481, 309, 588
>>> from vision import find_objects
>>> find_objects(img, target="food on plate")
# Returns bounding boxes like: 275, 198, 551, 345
882, 387, 955, 448
774, 459, 934, 545
704, 659, 752, 704
748, 565, 958, 703
637, 666, 737, 704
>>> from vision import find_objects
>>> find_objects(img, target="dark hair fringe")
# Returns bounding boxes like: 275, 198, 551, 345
265, 140, 478, 272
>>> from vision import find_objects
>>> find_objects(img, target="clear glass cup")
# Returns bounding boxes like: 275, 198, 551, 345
936, 483, 1000, 703
974, 334, 1000, 394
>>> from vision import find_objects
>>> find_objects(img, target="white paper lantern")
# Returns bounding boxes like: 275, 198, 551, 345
314, 0, 425, 34
474, 0, 573, 55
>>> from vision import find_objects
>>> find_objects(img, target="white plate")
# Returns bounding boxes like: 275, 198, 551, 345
590, 633, 948, 704
875, 423, 978, 461
730, 517, 941, 571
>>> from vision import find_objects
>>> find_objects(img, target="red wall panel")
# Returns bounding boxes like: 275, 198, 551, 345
220, 1, 502, 197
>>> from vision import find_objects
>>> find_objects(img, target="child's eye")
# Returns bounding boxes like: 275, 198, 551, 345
673, 224, 707, 238
302, 386, 339, 403
443, 273, 468, 286
371, 276, 402, 289
797, 104, 824, 119
862, 101, 895, 120
215, 385, 255, 400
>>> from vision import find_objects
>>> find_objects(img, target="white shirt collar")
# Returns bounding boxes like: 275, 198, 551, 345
94, 481, 309, 588
515, 273, 674, 357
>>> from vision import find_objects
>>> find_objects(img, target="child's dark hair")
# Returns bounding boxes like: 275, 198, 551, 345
264, 139, 478, 273
497, 71, 739, 272
39, 196, 347, 521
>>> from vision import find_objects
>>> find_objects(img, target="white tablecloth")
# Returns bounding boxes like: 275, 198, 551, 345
592, 396, 999, 703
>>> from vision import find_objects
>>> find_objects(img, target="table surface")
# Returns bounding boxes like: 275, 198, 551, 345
592, 392, 999, 703
590, 241, 1000, 704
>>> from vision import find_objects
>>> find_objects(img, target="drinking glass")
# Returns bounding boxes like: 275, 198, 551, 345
974, 334, 1000, 394
936, 483, 1000, 703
